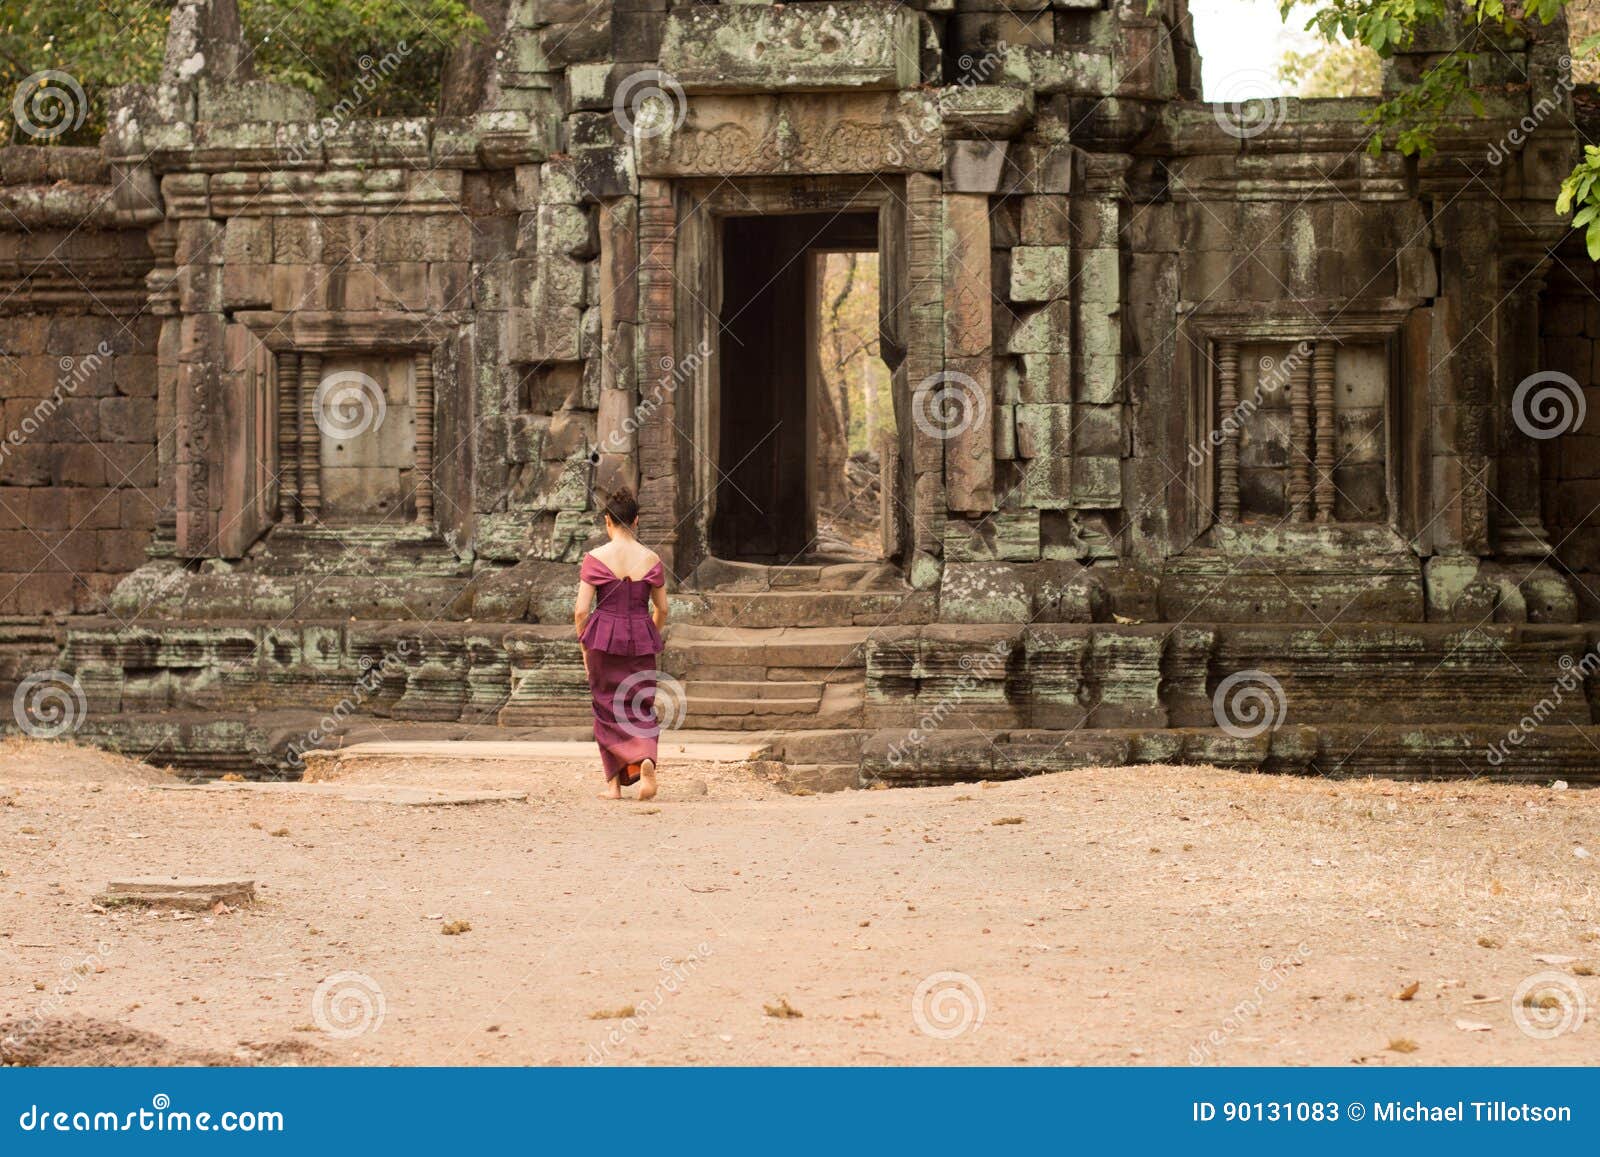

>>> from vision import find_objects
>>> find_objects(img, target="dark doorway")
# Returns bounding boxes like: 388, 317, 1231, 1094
709, 211, 882, 562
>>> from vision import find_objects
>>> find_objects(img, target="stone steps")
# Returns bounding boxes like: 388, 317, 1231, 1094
688, 557, 906, 593
684, 679, 824, 701
674, 590, 937, 629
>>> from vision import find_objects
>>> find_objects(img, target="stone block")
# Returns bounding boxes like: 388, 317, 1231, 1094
1009, 246, 1073, 301
660, 3, 922, 92
1019, 194, 1071, 244
1070, 454, 1121, 506
1008, 302, 1071, 355
943, 140, 1009, 193
940, 562, 1031, 622
1017, 355, 1071, 404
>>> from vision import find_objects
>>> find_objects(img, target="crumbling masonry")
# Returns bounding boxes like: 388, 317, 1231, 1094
4, 0, 1600, 783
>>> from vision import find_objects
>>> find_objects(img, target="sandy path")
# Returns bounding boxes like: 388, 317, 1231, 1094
0, 739, 1595, 1065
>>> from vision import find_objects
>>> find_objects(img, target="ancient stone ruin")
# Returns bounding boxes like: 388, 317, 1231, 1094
3, 0, 1599, 783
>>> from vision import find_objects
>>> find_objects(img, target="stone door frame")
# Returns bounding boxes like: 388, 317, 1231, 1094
635, 174, 930, 582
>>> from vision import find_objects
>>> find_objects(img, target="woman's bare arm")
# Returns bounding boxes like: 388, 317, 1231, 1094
650, 584, 668, 632
574, 580, 595, 637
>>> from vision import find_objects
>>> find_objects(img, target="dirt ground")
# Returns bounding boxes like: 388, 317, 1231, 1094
1, 737, 1595, 1066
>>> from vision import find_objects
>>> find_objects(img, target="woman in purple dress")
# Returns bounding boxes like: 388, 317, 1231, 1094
574, 487, 668, 800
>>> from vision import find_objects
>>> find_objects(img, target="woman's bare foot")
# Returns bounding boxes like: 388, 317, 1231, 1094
637, 758, 658, 801
597, 780, 622, 800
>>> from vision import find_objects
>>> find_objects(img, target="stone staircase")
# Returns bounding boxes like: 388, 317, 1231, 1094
20, 558, 1600, 785
663, 624, 869, 731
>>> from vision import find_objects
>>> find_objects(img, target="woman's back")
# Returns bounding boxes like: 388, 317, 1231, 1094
589, 538, 660, 582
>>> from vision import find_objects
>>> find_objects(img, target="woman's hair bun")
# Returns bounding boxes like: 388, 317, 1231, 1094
603, 485, 640, 525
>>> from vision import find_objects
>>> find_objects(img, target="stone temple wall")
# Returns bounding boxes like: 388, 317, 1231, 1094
0, 148, 159, 616
1539, 240, 1600, 619
2, 0, 1599, 779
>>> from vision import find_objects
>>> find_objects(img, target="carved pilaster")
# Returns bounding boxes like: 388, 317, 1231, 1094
636, 179, 678, 566
1216, 341, 1240, 524
298, 353, 323, 520
1313, 341, 1337, 523
414, 350, 435, 527
275, 351, 300, 523
1288, 347, 1312, 522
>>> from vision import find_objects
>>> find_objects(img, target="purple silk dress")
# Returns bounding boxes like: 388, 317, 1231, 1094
579, 553, 666, 784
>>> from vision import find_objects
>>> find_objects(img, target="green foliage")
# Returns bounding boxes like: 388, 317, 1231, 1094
0, 0, 481, 145
0, 0, 168, 145
1288, 0, 1598, 253
1277, 38, 1383, 96
239, 0, 482, 118
1558, 145, 1600, 259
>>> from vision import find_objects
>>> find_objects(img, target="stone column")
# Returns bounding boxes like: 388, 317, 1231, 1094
1493, 254, 1556, 558
1312, 341, 1337, 523
413, 350, 435, 527
597, 195, 641, 496
1288, 347, 1312, 521
941, 192, 994, 514
635, 179, 677, 570
1215, 341, 1240, 524
298, 353, 323, 521
275, 350, 300, 523
905, 173, 946, 587
1429, 200, 1496, 554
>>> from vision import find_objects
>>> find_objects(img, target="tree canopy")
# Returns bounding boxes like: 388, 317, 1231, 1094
1285, 0, 1600, 254
0, 0, 482, 146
